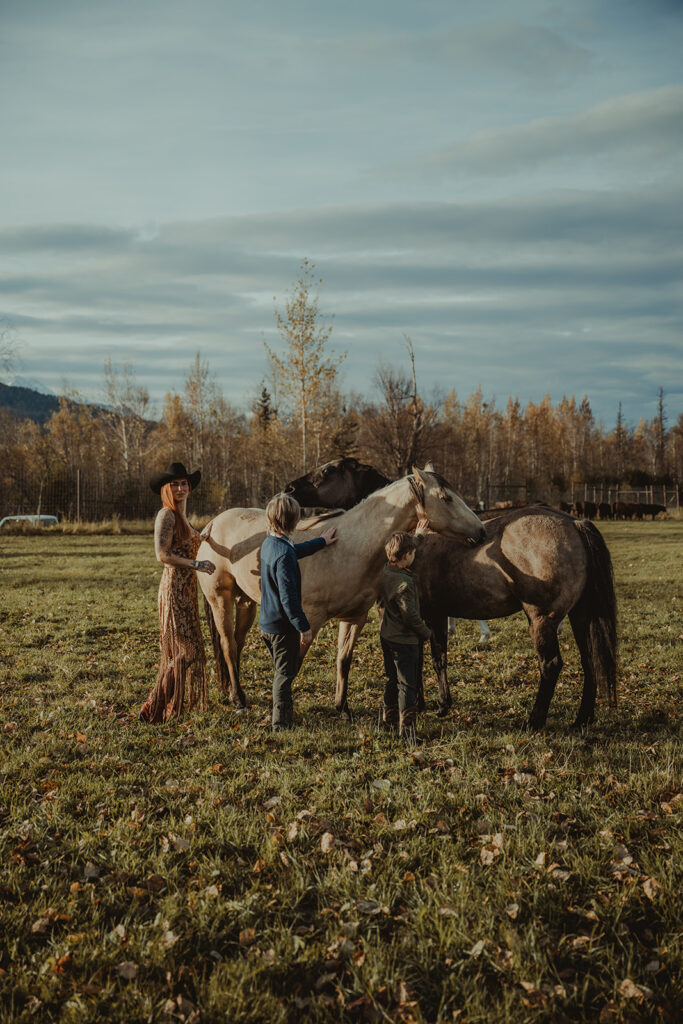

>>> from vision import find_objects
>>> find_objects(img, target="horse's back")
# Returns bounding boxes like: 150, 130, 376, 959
197, 507, 268, 602
416, 506, 587, 619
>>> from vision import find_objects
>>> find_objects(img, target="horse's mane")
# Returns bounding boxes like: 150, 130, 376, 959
297, 508, 346, 530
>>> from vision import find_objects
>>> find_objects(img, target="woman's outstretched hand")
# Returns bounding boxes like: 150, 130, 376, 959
415, 517, 431, 536
195, 559, 216, 574
321, 527, 338, 546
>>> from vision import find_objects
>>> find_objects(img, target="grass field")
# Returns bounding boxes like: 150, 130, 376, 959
1, 521, 681, 1023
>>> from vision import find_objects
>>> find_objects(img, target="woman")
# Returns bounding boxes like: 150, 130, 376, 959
139, 461, 215, 723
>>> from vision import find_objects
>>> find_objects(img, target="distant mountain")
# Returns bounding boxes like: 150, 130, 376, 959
0, 382, 61, 424
4, 375, 57, 396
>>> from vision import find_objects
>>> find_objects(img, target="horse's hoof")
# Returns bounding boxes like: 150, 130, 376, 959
436, 704, 451, 718
526, 716, 546, 732
335, 703, 355, 723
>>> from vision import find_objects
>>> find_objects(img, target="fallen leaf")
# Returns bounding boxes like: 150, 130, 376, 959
356, 899, 380, 915
287, 822, 299, 841
320, 832, 335, 853
115, 961, 138, 980
239, 928, 256, 947
480, 844, 500, 866
618, 978, 644, 1003
534, 852, 546, 869
642, 876, 661, 901
469, 939, 485, 958
505, 903, 519, 920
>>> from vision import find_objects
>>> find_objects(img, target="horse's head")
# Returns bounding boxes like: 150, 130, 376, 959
411, 465, 486, 545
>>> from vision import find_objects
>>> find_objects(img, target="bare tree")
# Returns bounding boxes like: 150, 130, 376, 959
0, 322, 19, 378
102, 358, 156, 475
364, 337, 430, 477
266, 259, 344, 471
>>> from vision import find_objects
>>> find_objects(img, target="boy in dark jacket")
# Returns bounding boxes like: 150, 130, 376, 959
379, 522, 430, 741
259, 493, 337, 731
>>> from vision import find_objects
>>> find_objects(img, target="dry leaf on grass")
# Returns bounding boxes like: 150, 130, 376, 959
618, 978, 645, 1002
115, 961, 137, 980
642, 876, 661, 901
320, 832, 335, 853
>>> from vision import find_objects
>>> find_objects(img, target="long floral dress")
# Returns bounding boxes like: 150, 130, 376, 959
139, 528, 208, 722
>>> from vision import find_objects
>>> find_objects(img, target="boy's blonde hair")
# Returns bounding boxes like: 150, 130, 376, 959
385, 531, 418, 564
266, 493, 301, 535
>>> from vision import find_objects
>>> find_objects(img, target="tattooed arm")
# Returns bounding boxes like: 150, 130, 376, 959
154, 509, 215, 574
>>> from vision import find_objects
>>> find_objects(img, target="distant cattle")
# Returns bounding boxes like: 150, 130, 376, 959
597, 502, 612, 520
614, 502, 666, 520
573, 500, 597, 520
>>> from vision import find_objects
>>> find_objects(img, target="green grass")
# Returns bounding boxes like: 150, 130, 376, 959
0, 523, 681, 1023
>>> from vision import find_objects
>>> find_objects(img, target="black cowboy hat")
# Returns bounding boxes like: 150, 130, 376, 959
149, 461, 201, 495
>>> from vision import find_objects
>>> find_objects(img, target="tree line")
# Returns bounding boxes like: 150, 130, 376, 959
1, 264, 681, 520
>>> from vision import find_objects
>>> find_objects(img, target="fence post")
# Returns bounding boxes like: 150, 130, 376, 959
76, 469, 80, 523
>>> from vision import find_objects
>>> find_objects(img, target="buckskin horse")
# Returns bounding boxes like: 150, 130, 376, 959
284, 456, 492, 643
196, 467, 486, 719
416, 504, 617, 728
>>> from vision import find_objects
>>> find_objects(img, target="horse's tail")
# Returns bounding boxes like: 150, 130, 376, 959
203, 596, 232, 695
571, 520, 617, 706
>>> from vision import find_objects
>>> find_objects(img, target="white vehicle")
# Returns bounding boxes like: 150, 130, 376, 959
0, 514, 59, 527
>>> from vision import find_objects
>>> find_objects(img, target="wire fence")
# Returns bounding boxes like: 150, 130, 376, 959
1, 469, 678, 524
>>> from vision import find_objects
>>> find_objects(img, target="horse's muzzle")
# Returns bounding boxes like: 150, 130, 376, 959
468, 524, 487, 546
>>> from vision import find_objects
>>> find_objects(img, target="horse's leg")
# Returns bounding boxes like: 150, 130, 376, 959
205, 589, 246, 708
525, 609, 563, 730
447, 617, 457, 635
428, 613, 451, 716
233, 594, 257, 707
335, 613, 368, 721
568, 606, 597, 728
478, 620, 491, 643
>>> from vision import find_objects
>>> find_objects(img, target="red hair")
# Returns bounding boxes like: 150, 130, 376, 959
161, 482, 192, 541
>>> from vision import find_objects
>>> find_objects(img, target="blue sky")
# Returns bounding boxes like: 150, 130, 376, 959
1, 0, 681, 426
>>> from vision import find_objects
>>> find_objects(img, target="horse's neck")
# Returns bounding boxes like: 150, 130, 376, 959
344, 477, 417, 538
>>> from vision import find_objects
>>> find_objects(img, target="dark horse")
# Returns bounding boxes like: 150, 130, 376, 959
283, 457, 391, 510
415, 505, 617, 728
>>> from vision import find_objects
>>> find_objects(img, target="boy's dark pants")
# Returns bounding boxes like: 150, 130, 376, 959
381, 637, 422, 712
261, 629, 300, 729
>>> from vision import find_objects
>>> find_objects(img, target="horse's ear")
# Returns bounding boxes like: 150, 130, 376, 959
412, 465, 426, 484
424, 461, 435, 472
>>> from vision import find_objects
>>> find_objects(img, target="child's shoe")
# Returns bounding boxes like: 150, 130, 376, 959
399, 707, 423, 744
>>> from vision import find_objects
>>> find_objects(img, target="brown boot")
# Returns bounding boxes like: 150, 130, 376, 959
399, 706, 422, 744
381, 704, 399, 733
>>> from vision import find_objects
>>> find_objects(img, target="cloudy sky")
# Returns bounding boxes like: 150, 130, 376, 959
1, 0, 682, 426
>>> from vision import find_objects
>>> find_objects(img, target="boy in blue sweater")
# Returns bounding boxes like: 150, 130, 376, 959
259, 493, 337, 731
